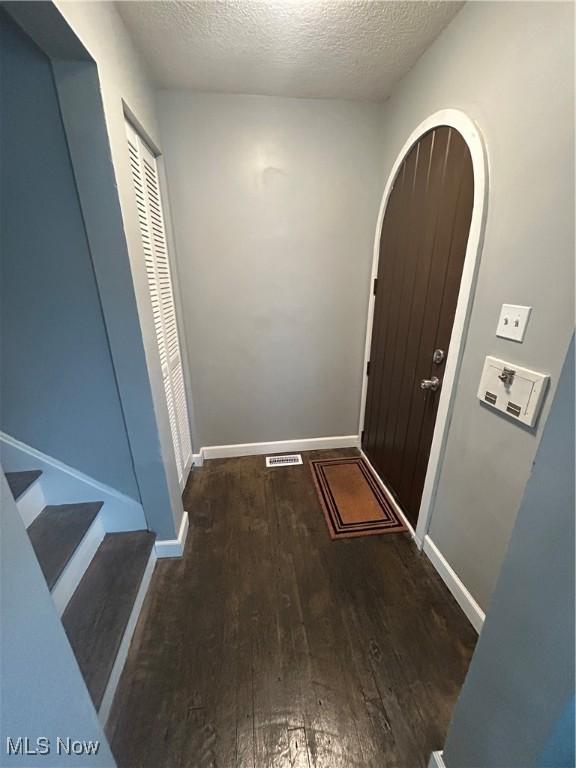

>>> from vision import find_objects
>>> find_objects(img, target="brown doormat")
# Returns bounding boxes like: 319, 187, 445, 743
310, 457, 407, 540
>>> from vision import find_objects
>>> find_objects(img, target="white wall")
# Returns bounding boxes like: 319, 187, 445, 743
157, 92, 382, 447
378, 1, 574, 609
4, 0, 188, 538
54, 1, 159, 140
54, 2, 186, 537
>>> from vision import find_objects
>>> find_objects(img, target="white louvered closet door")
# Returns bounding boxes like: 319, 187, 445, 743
126, 121, 192, 488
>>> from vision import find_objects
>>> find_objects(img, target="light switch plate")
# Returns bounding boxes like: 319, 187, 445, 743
496, 304, 532, 342
477, 356, 549, 427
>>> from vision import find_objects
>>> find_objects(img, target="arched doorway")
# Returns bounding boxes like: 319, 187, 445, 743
359, 110, 487, 540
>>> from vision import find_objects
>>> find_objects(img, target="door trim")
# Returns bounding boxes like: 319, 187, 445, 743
359, 109, 488, 547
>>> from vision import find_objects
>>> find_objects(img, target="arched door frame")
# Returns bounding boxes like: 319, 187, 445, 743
358, 109, 488, 547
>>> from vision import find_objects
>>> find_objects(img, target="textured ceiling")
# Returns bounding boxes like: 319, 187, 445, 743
117, 1, 464, 101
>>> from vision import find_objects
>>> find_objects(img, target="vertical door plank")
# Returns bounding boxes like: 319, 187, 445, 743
363, 127, 474, 525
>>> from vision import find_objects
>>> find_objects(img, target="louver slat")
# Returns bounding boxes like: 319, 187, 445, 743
125, 122, 192, 486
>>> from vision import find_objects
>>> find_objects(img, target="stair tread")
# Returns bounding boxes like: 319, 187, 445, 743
28, 502, 103, 590
62, 531, 155, 710
6, 470, 42, 500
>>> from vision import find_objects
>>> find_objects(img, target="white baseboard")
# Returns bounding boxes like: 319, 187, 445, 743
98, 546, 156, 726
0, 432, 147, 533
428, 751, 446, 768
200, 434, 360, 461
155, 510, 189, 558
52, 515, 106, 617
360, 449, 418, 543
17, 476, 46, 528
359, 450, 483, 634
191, 452, 204, 467
423, 535, 485, 633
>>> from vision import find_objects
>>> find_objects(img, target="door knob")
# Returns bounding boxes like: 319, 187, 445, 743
421, 376, 440, 392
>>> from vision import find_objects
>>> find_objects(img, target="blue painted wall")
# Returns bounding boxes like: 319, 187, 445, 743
0, 470, 116, 766
0, 12, 140, 500
443, 335, 575, 767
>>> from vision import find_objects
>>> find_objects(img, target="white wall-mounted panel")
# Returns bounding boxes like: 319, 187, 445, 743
477, 356, 549, 428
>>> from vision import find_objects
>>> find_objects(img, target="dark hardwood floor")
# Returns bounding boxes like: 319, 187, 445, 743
108, 450, 476, 768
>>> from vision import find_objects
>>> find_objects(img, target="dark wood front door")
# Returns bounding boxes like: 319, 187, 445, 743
362, 126, 474, 528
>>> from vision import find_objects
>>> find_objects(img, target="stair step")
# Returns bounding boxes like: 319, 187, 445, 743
6, 470, 42, 500
62, 531, 155, 710
28, 502, 103, 590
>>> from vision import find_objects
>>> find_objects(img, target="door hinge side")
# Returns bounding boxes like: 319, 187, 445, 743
373, 278, 378, 296
361, 429, 365, 445
366, 360, 371, 376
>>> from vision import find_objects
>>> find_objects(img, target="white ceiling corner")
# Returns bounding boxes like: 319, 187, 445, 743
117, 0, 464, 101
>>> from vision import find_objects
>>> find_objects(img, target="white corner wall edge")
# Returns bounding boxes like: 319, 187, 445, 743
200, 435, 360, 460
0, 432, 147, 532
155, 510, 189, 558
423, 535, 485, 633
98, 546, 156, 726
428, 751, 446, 768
